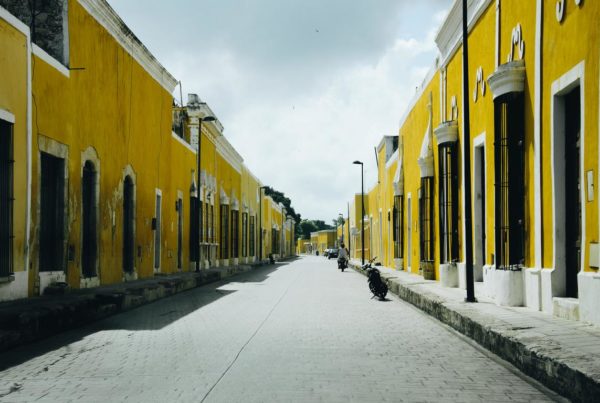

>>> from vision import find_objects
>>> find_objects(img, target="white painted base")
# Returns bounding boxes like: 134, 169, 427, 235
439, 263, 459, 288
541, 268, 559, 313
123, 271, 138, 282
524, 268, 542, 311
482, 265, 495, 298
494, 269, 524, 307
578, 271, 600, 326
394, 258, 403, 270
232, 258, 239, 266
220, 259, 229, 267
41, 271, 66, 293
473, 263, 483, 282
457, 262, 466, 289
80, 276, 100, 289
553, 297, 580, 321
0, 271, 28, 301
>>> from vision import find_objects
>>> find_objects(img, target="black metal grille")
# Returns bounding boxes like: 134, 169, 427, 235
494, 93, 525, 269
0, 120, 13, 277
177, 198, 183, 269
271, 228, 279, 254
231, 210, 239, 258
242, 212, 248, 257
82, 161, 98, 277
220, 205, 229, 259
39, 152, 65, 272
419, 177, 434, 262
438, 142, 459, 263
249, 216, 255, 257
393, 195, 403, 259
189, 196, 199, 262
123, 176, 134, 272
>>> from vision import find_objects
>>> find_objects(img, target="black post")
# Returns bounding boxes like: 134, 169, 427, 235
463, 0, 476, 303
361, 166, 364, 265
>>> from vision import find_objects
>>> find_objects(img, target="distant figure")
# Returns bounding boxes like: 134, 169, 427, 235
316, 250, 319, 256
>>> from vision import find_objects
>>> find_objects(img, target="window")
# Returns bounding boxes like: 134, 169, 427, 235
242, 212, 248, 257
271, 228, 279, 254
39, 152, 65, 272
438, 142, 459, 263
231, 209, 239, 258
419, 177, 434, 262
189, 195, 199, 262
0, 120, 13, 277
123, 176, 135, 272
249, 215, 256, 257
494, 92, 525, 269
209, 204, 214, 243
153, 192, 162, 270
82, 161, 98, 277
220, 205, 229, 259
393, 195, 403, 259
176, 198, 183, 269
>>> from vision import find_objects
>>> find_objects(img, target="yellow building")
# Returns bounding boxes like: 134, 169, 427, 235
345, 0, 600, 326
0, 1, 295, 301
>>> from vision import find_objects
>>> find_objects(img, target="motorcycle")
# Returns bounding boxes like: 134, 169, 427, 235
363, 257, 388, 300
337, 256, 348, 272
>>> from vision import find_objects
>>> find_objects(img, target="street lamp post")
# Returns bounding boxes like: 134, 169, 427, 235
259, 186, 267, 262
195, 114, 216, 272
353, 160, 365, 265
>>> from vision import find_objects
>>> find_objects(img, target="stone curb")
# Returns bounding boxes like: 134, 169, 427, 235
0, 262, 271, 353
349, 261, 600, 403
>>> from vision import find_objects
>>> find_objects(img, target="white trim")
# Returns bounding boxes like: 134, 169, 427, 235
473, 132, 487, 278
0, 109, 15, 124
32, 44, 70, 78
171, 131, 197, 154
495, 0, 500, 69
76, 0, 178, 93
435, 0, 495, 68
487, 60, 526, 100
216, 135, 243, 173
551, 61, 585, 299
385, 148, 398, 169
534, 0, 543, 270
434, 120, 458, 145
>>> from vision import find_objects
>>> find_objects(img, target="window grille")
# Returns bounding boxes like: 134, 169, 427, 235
0, 120, 13, 277
393, 195, 404, 259
231, 210, 239, 258
39, 152, 65, 272
220, 205, 229, 259
419, 177, 434, 262
242, 213, 248, 257
438, 142, 459, 263
189, 196, 199, 262
494, 92, 525, 269
82, 161, 98, 277
249, 216, 256, 257
271, 229, 279, 255
123, 176, 135, 272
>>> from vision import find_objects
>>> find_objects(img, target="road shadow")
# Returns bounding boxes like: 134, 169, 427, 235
0, 263, 287, 371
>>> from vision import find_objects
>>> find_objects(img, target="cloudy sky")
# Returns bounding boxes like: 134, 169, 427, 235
107, 0, 452, 223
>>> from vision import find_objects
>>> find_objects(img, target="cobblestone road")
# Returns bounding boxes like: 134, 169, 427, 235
0, 256, 564, 402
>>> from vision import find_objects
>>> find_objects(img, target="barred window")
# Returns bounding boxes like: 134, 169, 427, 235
249, 215, 256, 257
393, 195, 404, 259
242, 213, 248, 257
494, 92, 525, 269
271, 229, 279, 254
438, 142, 459, 263
189, 196, 199, 262
231, 210, 239, 258
39, 152, 66, 272
220, 205, 229, 259
0, 120, 13, 278
419, 177, 434, 262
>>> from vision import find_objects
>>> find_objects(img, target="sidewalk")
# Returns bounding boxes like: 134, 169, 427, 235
0, 261, 277, 354
349, 259, 600, 403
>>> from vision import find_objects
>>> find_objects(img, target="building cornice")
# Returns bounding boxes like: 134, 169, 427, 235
216, 135, 243, 173
435, 0, 494, 67
77, 0, 178, 93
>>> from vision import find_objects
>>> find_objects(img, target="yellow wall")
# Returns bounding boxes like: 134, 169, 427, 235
0, 14, 28, 282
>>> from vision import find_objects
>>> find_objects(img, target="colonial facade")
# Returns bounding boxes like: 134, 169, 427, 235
0, 0, 294, 301
347, 0, 600, 326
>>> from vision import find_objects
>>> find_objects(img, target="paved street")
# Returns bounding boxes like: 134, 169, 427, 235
0, 256, 563, 402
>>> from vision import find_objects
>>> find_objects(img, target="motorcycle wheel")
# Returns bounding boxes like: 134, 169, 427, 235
377, 283, 388, 300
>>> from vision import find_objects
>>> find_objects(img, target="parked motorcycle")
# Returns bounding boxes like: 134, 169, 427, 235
363, 257, 387, 300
